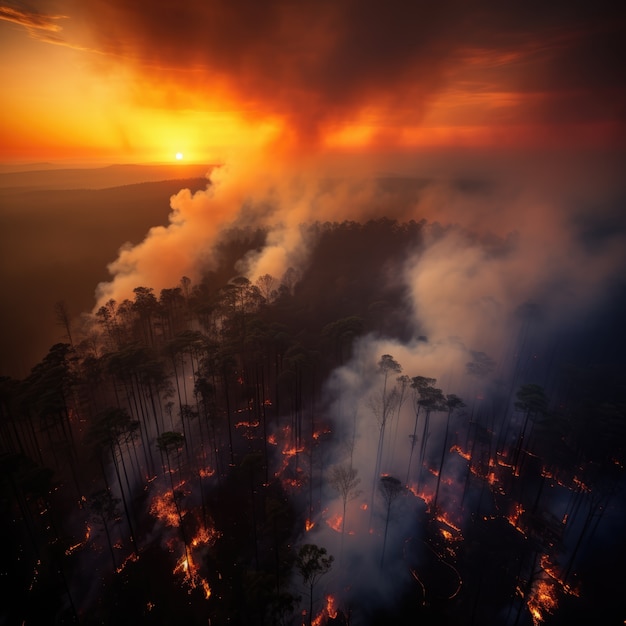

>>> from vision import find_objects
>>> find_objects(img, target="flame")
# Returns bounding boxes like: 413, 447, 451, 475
540, 554, 580, 597
408, 484, 434, 509
150, 491, 180, 527
199, 467, 215, 478
115, 552, 139, 574
450, 445, 471, 461
326, 595, 337, 619
312, 426, 332, 440
65, 524, 92, 555
360, 503, 368, 511
305, 519, 315, 532
506, 503, 525, 535
173, 551, 212, 599
527, 579, 558, 625
326, 514, 343, 533
235, 419, 260, 428
436, 512, 462, 534
311, 594, 338, 625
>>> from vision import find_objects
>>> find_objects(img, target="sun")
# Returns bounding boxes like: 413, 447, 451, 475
175, 152, 184, 161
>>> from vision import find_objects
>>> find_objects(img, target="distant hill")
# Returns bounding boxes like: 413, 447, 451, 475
0, 175, 210, 377
0, 163, 215, 190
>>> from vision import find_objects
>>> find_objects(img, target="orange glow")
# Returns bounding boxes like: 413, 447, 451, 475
526, 579, 558, 625
2, 2, 621, 164
326, 514, 343, 533
150, 491, 180, 527
305, 519, 315, 532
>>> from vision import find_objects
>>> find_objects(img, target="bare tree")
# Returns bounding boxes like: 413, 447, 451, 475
88, 488, 121, 570
379, 475, 404, 569
54, 301, 73, 345
329, 464, 362, 546
369, 354, 402, 518
433, 394, 466, 508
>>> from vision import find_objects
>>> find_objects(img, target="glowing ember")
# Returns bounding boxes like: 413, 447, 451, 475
115, 552, 139, 574
199, 467, 215, 478
150, 491, 180, 527
65, 524, 91, 555
305, 519, 315, 532
360, 503, 368, 511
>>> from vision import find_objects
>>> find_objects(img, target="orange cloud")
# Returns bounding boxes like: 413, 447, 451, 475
77, 0, 625, 152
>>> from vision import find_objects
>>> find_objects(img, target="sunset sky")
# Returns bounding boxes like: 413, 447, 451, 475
2, 0, 624, 164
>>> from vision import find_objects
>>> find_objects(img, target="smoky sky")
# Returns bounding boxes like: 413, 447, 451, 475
82, 0, 626, 139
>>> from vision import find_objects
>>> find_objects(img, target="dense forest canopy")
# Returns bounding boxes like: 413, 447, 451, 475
1, 217, 625, 625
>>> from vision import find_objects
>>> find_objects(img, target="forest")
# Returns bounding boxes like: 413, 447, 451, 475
1, 217, 625, 625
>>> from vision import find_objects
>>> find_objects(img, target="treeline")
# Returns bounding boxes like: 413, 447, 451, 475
0, 218, 624, 625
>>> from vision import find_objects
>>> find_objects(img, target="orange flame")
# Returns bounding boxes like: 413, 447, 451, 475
526, 579, 558, 625
326, 514, 343, 533
150, 491, 180, 527
450, 445, 471, 461
305, 519, 315, 532
173, 551, 212, 599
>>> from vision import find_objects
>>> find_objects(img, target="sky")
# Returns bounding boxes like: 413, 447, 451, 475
1, 0, 624, 164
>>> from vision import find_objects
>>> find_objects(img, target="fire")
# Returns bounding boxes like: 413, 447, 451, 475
115, 552, 139, 574
506, 503, 525, 535
526, 579, 558, 625
199, 467, 215, 478
312, 426, 331, 440
360, 503, 368, 511
191, 525, 216, 547
326, 514, 343, 533
540, 554, 580, 597
450, 445, 471, 461
173, 551, 212, 599
408, 484, 434, 509
65, 524, 91, 555
305, 519, 315, 532
311, 595, 338, 626
326, 595, 337, 619
436, 512, 462, 534
150, 491, 180, 527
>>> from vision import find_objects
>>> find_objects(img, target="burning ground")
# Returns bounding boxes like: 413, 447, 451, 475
1, 156, 626, 625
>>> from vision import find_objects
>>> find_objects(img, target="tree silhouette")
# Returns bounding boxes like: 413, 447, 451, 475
88, 488, 121, 569
296, 543, 334, 626
329, 464, 361, 547
433, 393, 466, 508
379, 475, 404, 569
369, 354, 401, 518
513, 384, 548, 474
